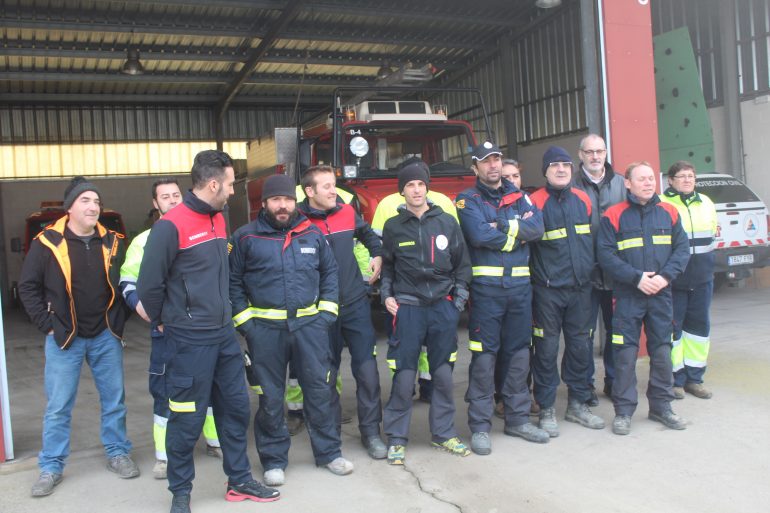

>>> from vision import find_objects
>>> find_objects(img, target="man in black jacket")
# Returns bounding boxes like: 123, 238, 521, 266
572, 134, 626, 403
138, 151, 279, 513
19, 176, 137, 497
380, 161, 473, 465
298, 165, 387, 459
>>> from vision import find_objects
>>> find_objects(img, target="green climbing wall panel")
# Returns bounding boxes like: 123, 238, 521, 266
654, 27, 715, 173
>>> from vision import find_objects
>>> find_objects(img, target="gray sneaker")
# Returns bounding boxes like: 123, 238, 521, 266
673, 386, 685, 400
362, 435, 387, 460
612, 415, 632, 435
565, 399, 605, 429
649, 409, 687, 430
503, 422, 550, 444
325, 457, 354, 476
263, 468, 285, 487
107, 454, 140, 479
538, 406, 559, 437
471, 432, 491, 455
31, 472, 62, 497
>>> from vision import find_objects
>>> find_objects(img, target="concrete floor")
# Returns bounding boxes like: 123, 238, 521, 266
1, 286, 769, 513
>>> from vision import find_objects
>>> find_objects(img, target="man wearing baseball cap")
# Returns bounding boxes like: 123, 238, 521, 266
380, 161, 472, 465
230, 173, 352, 486
457, 142, 549, 455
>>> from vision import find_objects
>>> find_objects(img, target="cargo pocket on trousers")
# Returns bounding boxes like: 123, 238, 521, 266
166, 375, 195, 413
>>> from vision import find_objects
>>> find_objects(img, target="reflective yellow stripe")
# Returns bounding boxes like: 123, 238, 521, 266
682, 330, 709, 367
318, 300, 339, 316
617, 238, 643, 250
387, 359, 397, 370
326, 370, 331, 383
574, 224, 590, 235
473, 266, 504, 277
297, 305, 319, 317
469, 340, 483, 352
250, 385, 263, 394
232, 307, 254, 327
508, 219, 520, 238
169, 400, 195, 413
510, 266, 530, 277
502, 233, 516, 252
533, 327, 543, 338
612, 334, 624, 345
398, 241, 416, 247
542, 227, 567, 240
671, 337, 684, 372
449, 351, 457, 362
372, 345, 377, 356
652, 234, 671, 245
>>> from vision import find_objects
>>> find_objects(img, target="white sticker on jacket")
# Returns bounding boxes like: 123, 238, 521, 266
435, 234, 449, 250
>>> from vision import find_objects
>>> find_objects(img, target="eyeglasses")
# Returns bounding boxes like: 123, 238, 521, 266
673, 174, 696, 180
548, 162, 573, 168
581, 149, 606, 156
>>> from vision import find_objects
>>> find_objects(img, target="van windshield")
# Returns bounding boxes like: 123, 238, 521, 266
696, 177, 760, 203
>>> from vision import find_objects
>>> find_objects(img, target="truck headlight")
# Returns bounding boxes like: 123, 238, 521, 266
343, 165, 358, 178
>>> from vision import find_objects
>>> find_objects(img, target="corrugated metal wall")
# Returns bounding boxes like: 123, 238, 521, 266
0, 106, 294, 178
440, 1, 586, 150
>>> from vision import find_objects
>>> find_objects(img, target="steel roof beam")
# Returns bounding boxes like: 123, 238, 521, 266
1, 13, 485, 50
218, 0, 304, 116
0, 93, 327, 106
1, 43, 459, 69
0, 70, 375, 86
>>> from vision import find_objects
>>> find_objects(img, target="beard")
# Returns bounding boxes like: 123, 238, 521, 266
265, 207, 298, 230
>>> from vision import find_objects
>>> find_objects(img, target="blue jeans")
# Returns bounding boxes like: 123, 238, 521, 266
39, 329, 132, 474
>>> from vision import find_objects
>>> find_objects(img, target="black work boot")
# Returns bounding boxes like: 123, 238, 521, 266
170, 494, 191, 513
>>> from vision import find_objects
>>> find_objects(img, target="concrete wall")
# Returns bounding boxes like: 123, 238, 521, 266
1, 174, 191, 300
740, 95, 770, 205
708, 96, 770, 205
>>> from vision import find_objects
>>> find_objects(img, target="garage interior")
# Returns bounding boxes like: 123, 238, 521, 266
1, 1, 770, 511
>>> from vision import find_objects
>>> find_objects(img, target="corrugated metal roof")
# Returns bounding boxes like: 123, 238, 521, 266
1, 0, 549, 106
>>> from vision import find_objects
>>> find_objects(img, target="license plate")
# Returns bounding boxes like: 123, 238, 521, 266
728, 254, 754, 266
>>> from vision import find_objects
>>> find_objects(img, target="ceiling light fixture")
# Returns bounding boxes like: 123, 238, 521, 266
535, 0, 562, 8
121, 48, 144, 76
376, 62, 392, 80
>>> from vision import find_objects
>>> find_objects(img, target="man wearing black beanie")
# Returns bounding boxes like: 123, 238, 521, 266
19, 176, 137, 497
380, 164, 472, 464
528, 147, 605, 438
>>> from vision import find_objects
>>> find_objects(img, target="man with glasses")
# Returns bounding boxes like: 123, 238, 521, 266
660, 161, 717, 400
572, 134, 626, 405
529, 147, 605, 438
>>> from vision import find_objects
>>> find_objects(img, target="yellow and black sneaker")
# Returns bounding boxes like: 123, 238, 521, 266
387, 445, 405, 465
431, 437, 471, 457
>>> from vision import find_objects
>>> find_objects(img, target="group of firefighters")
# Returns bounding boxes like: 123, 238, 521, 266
19, 134, 717, 513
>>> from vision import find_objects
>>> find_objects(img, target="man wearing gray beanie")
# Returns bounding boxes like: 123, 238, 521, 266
19, 175, 137, 498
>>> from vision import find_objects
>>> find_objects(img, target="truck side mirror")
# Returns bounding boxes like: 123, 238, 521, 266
10, 237, 22, 253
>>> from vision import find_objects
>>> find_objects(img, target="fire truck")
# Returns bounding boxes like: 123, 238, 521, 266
244, 86, 494, 223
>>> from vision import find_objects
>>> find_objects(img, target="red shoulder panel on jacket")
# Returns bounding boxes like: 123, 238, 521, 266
658, 201, 680, 224
603, 201, 630, 231
165, 204, 227, 250
571, 187, 592, 217
530, 187, 549, 210
500, 191, 523, 207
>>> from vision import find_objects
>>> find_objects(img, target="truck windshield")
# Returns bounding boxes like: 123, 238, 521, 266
342, 122, 474, 177
696, 177, 760, 203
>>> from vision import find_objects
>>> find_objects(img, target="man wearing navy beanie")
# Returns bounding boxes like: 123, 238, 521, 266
528, 146, 605, 439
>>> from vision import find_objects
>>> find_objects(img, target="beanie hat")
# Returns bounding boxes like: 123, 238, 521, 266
398, 160, 430, 194
63, 176, 101, 210
262, 174, 297, 201
541, 146, 572, 175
